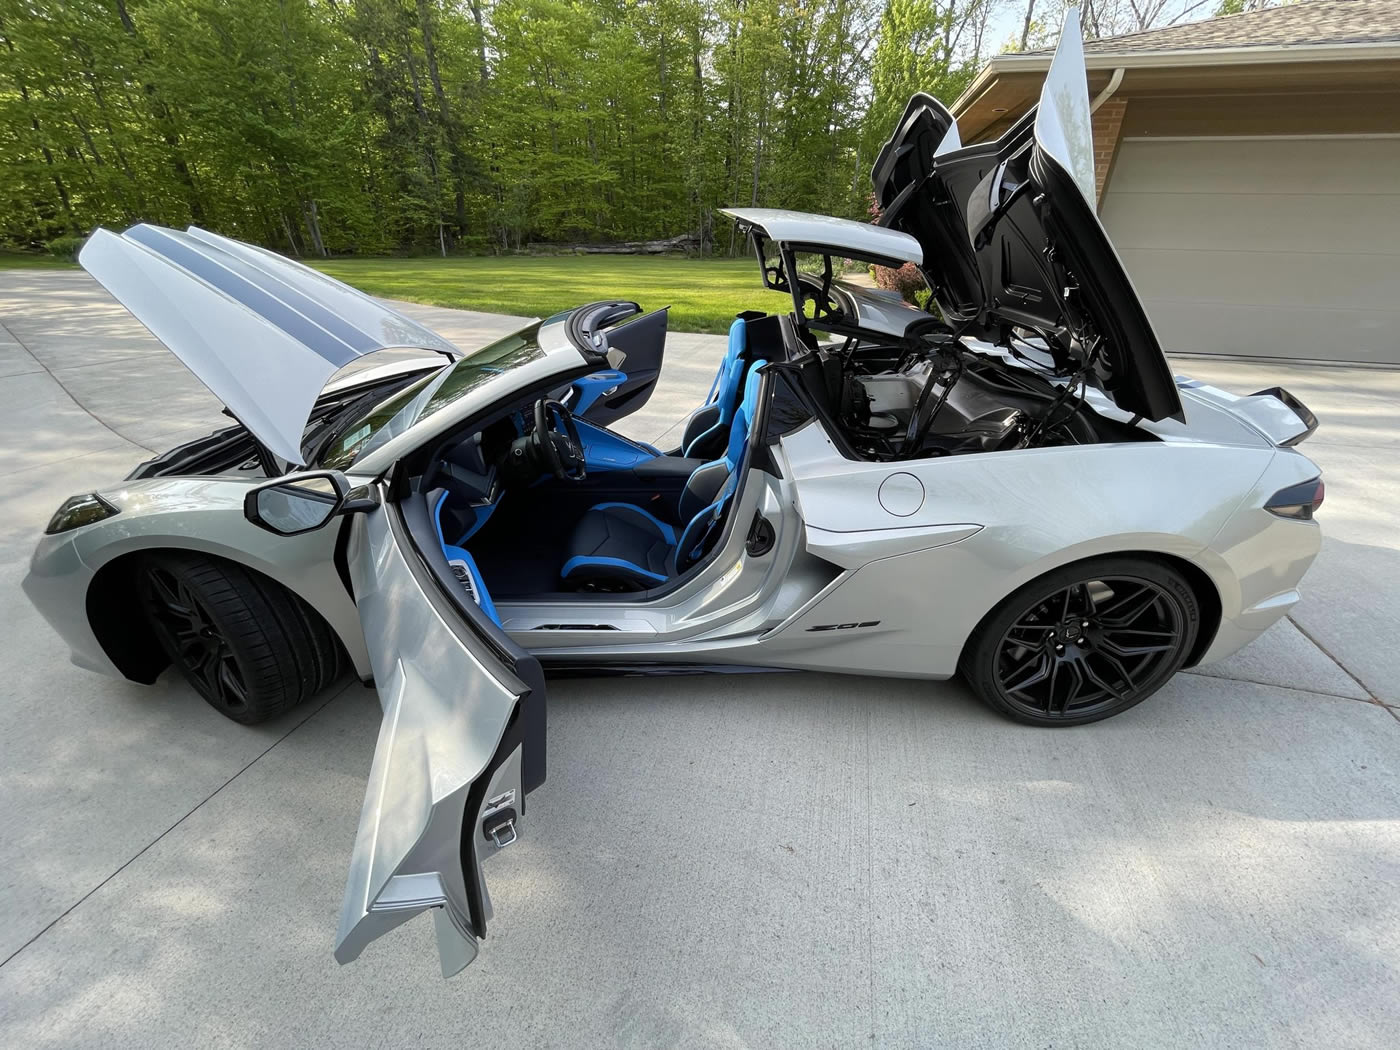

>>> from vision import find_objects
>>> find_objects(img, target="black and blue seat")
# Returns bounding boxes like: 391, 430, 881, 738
429, 489, 501, 625
562, 362, 765, 591
679, 318, 756, 460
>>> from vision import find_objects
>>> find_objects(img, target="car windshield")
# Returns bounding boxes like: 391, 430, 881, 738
318, 323, 545, 469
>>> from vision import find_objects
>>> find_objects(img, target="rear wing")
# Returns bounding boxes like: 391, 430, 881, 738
1249, 387, 1319, 446
1176, 378, 1319, 447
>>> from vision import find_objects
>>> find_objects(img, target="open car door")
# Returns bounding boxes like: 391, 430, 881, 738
571, 306, 669, 427
312, 475, 547, 976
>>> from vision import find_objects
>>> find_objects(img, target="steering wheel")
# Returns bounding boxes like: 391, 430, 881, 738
532, 398, 587, 482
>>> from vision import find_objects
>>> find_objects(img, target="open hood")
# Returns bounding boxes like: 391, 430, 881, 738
873, 10, 1183, 423
80, 225, 465, 465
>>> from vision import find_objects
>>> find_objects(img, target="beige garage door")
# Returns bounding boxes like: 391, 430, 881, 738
1099, 135, 1400, 365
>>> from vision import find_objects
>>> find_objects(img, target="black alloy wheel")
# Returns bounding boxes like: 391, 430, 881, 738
141, 563, 250, 714
138, 551, 346, 724
963, 558, 1200, 726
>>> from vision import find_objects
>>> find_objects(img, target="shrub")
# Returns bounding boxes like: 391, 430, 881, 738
46, 234, 86, 261
873, 261, 925, 304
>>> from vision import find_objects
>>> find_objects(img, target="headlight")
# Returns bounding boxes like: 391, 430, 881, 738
45, 493, 119, 534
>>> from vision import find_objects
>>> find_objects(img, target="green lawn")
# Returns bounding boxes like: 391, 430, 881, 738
0, 251, 785, 334
314, 255, 783, 334
0, 252, 78, 270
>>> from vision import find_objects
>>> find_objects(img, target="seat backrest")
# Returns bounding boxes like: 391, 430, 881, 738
722, 361, 764, 468
705, 317, 747, 408
676, 362, 765, 567
683, 317, 768, 458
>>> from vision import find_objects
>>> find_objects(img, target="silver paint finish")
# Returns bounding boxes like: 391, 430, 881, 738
79, 225, 462, 464
835, 281, 938, 339
23, 473, 372, 678
876, 472, 925, 517
26, 374, 1321, 691
1176, 380, 1315, 447
766, 419, 1320, 676
1034, 7, 1097, 208
335, 499, 524, 976
720, 208, 924, 265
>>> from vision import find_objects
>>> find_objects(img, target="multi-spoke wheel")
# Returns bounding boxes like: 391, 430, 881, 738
961, 557, 1200, 726
138, 552, 346, 724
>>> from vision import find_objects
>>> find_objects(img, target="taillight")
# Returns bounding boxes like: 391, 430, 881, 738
1265, 477, 1324, 520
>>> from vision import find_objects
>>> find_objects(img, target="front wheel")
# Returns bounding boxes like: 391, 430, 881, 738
961, 557, 1200, 726
138, 552, 346, 724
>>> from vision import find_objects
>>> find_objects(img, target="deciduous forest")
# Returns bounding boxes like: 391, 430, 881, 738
0, 0, 1239, 257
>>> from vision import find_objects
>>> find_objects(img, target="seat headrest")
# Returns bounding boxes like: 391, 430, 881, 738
726, 317, 747, 364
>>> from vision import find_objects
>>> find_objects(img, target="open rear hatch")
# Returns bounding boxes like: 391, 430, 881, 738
873, 8, 1184, 423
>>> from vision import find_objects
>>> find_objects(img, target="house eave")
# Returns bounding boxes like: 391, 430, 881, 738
953, 39, 1400, 117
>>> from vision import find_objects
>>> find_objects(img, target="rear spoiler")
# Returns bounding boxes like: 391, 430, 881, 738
1250, 387, 1319, 447
1175, 377, 1318, 447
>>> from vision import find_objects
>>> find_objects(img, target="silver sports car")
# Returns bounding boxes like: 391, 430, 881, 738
23, 16, 1322, 976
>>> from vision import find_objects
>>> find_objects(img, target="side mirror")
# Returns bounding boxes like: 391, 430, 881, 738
244, 470, 366, 536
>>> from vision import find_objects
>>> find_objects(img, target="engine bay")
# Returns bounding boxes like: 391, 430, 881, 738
810, 324, 1151, 462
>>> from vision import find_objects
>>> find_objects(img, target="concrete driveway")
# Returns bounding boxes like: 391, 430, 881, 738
1, 270, 1397, 1049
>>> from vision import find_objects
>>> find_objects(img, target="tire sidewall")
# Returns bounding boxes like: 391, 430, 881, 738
138, 552, 341, 724
962, 556, 1201, 727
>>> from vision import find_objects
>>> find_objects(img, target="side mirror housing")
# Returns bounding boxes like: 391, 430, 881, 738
244, 470, 368, 536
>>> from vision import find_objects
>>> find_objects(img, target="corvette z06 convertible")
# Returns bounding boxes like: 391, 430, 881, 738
24, 15, 1323, 976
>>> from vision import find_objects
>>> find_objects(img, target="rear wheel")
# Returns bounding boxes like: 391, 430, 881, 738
138, 552, 345, 724
961, 557, 1199, 726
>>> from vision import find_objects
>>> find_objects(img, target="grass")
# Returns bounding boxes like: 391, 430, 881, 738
313, 255, 786, 334
0, 251, 78, 270
0, 249, 787, 334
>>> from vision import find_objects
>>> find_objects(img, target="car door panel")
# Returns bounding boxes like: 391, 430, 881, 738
575, 307, 668, 426
335, 487, 545, 976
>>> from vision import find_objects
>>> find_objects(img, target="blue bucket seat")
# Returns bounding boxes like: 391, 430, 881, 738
680, 318, 757, 459
562, 362, 765, 590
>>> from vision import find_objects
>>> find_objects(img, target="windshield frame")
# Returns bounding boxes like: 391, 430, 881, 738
315, 323, 552, 471
329, 313, 596, 476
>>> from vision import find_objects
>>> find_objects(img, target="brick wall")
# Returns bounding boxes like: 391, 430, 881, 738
1091, 99, 1128, 205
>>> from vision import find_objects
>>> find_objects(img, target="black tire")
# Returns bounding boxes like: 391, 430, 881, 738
138, 551, 346, 724
960, 556, 1200, 727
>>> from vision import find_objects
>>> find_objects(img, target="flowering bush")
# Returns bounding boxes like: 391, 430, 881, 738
873, 261, 925, 303
867, 192, 926, 305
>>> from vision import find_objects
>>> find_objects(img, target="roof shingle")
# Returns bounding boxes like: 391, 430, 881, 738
1070, 0, 1400, 53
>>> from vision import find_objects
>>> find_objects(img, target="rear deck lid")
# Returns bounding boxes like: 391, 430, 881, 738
80, 224, 464, 464
875, 9, 1183, 423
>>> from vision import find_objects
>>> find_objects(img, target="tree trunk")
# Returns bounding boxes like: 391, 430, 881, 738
281, 212, 303, 256
6, 61, 77, 231
417, 0, 469, 237
303, 200, 327, 256
113, 0, 205, 222
750, 72, 766, 207
467, 0, 489, 86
